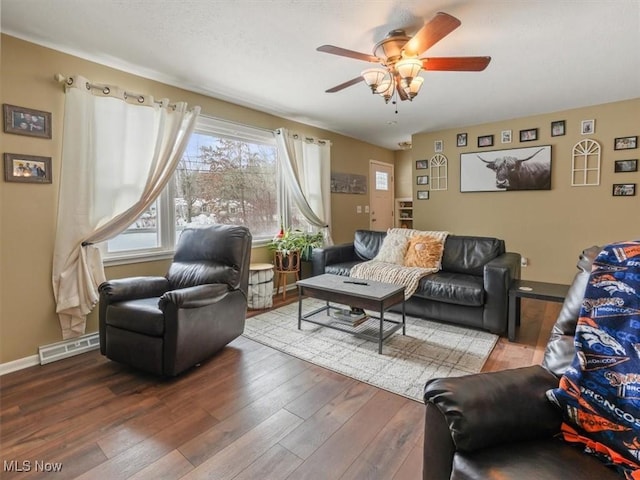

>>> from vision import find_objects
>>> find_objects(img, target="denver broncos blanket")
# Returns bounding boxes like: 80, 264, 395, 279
547, 240, 640, 479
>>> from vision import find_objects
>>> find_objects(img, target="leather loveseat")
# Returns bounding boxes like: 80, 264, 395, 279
421, 245, 622, 480
311, 229, 520, 335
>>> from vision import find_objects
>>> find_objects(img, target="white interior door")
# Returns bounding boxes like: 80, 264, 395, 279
369, 161, 394, 231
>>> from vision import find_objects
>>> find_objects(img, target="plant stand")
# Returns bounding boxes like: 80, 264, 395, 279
274, 250, 301, 300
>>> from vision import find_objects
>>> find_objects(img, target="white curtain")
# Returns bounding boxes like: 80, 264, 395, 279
275, 128, 333, 244
52, 75, 200, 339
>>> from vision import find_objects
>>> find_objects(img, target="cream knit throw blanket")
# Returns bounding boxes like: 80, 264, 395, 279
350, 229, 449, 299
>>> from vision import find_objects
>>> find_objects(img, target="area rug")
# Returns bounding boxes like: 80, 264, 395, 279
243, 299, 499, 402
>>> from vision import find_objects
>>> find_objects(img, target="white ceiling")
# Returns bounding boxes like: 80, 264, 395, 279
2, 0, 639, 150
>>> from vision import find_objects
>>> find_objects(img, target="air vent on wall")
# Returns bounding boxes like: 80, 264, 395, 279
38, 332, 100, 365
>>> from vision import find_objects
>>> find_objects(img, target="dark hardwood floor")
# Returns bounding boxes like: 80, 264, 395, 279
0, 298, 561, 479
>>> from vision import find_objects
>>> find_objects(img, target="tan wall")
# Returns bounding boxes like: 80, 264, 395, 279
328, 138, 394, 244
410, 98, 640, 284
0, 35, 393, 364
394, 149, 414, 199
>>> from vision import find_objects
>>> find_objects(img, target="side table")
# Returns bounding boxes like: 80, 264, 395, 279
248, 263, 274, 309
508, 279, 570, 342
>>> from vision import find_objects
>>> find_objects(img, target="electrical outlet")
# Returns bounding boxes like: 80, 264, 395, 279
521, 257, 529, 267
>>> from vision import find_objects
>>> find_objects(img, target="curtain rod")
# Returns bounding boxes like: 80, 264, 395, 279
277, 128, 331, 146
53, 75, 327, 144
291, 133, 330, 146
54, 74, 177, 108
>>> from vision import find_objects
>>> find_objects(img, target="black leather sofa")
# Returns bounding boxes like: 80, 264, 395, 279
98, 224, 252, 376
311, 230, 520, 335
422, 245, 622, 480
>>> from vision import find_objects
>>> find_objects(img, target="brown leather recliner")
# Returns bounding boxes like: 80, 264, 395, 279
98, 224, 252, 376
422, 245, 623, 479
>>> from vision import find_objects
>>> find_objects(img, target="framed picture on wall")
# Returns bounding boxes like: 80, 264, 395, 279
457, 133, 467, 147
612, 183, 636, 196
416, 175, 429, 185
614, 136, 638, 150
434, 140, 443, 153
519, 128, 538, 142
460, 145, 552, 192
417, 190, 429, 200
330, 172, 367, 194
416, 159, 428, 169
614, 159, 638, 173
4, 153, 52, 183
478, 135, 493, 148
551, 120, 565, 137
3, 104, 52, 139
581, 119, 595, 135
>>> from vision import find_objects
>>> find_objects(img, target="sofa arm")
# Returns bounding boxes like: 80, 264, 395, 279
159, 283, 230, 309
311, 242, 358, 276
423, 401, 457, 480
482, 252, 521, 333
424, 365, 561, 453
98, 276, 170, 303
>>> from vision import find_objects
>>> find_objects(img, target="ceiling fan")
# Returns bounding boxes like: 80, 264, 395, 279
317, 12, 491, 104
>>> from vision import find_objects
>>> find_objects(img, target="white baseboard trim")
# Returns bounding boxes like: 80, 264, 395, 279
1, 331, 101, 376
0, 354, 40, 376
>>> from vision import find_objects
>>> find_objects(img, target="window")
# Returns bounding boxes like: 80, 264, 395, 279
375, 170, 389, 190
106, 201, 160, 252
174, 117, 279, 239
104, 116, 285, 260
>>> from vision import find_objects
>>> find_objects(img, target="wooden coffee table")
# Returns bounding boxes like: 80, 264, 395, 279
296, 274, 406, 354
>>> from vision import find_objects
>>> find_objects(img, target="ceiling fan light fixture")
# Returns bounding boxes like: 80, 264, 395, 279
375, 76, 395, 103
396, 57, 423, 80
403, 76, 424, 100
361, 68, 388, 93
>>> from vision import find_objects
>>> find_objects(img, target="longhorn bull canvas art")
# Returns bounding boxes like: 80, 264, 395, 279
460, 145, 552, 192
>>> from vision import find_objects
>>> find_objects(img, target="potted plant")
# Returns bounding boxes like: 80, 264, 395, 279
267, 228, 324, 270
268, 229, 301, 273
295, 231, 324, 261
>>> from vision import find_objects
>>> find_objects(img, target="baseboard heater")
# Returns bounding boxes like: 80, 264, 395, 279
38, 332, 100, 365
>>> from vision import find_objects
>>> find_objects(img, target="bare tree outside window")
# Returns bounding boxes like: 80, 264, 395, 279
175, 135, 279, 238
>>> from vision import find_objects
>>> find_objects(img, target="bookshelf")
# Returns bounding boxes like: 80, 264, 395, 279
396, 197, 413, 229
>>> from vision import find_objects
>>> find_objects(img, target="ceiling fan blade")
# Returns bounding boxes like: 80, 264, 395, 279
422, 56, 491, 71
317, 45, 379, 63
325, 76, 365, 93
403, 12, 461, 56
